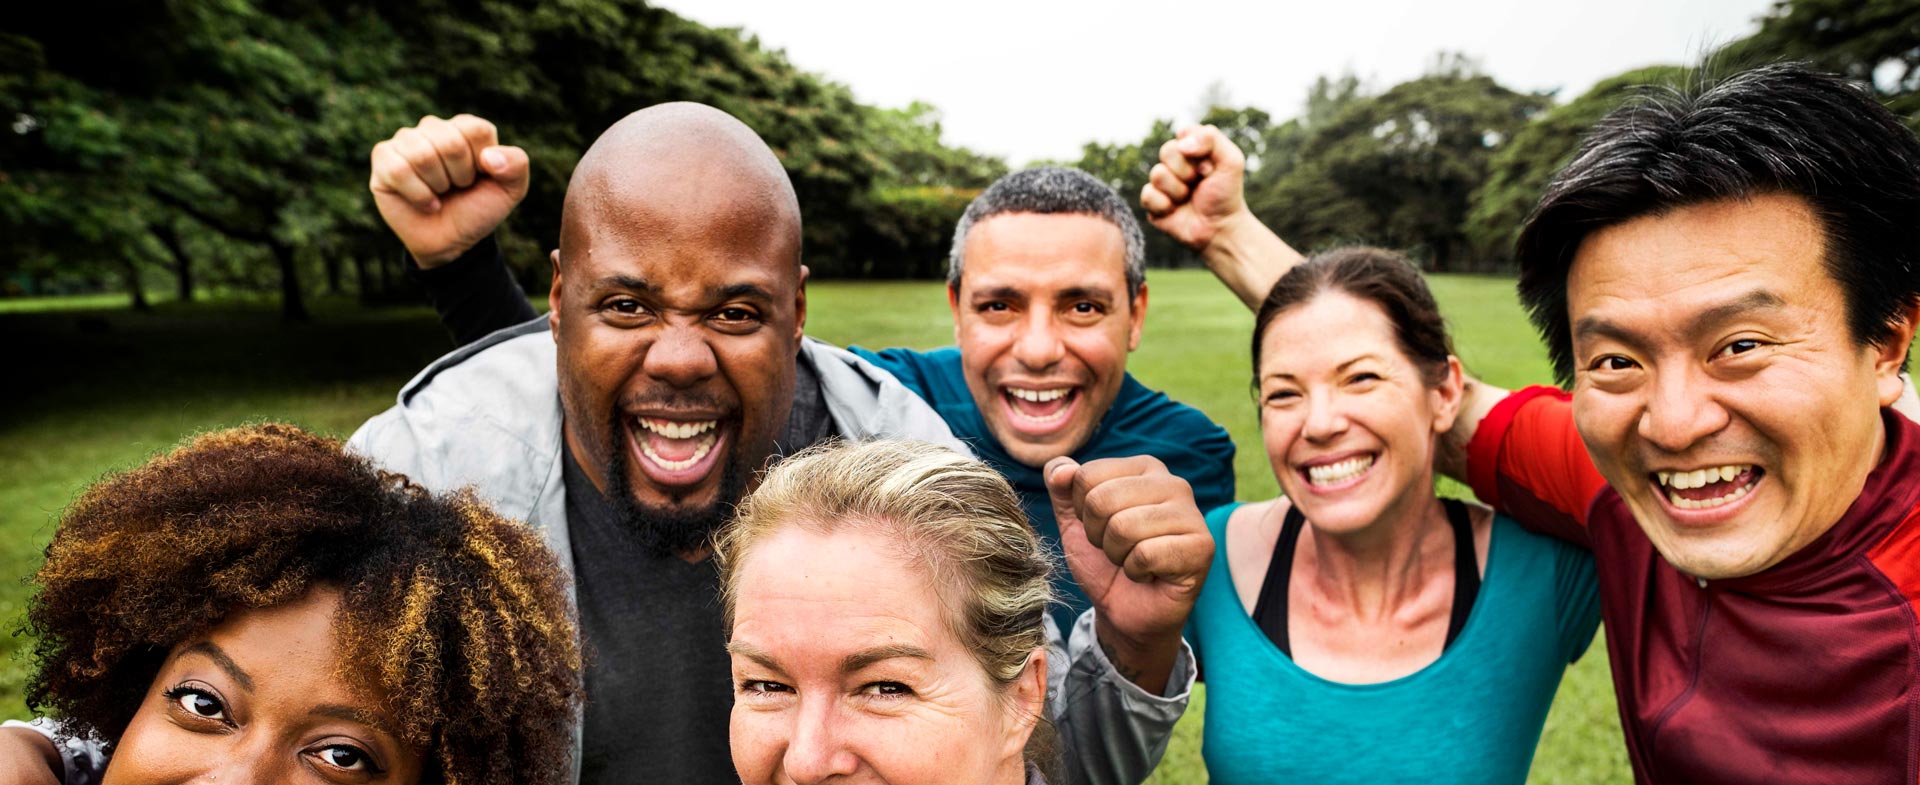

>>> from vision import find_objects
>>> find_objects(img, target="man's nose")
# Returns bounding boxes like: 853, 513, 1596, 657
642, 324, 719, 388
1638, 366, 1730, 454
1011, 309, 1066, 370
782, 699, 860, 784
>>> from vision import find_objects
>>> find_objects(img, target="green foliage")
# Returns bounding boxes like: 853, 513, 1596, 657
1464, 65, 1694, 263
1, 0, 1008, 315
1256, 56, 1551, 271
1718, 0, 1920, 129
1069, 118, 1203, 268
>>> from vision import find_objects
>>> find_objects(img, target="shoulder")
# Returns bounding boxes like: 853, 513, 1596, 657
1106, 375, 1234, 461
347, 319, 563, 517
1488, 511, 1600, 596
803, 339, 968, 455
847, 345, 966, 403
1204, 500, 1248, 534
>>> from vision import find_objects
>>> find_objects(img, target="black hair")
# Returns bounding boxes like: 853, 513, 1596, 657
1516, 62, 1920, 384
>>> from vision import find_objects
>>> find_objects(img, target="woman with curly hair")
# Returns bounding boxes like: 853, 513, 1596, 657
0, 423, 581, 785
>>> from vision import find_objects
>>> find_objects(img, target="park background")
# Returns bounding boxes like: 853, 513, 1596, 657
3, 1, 1917, 782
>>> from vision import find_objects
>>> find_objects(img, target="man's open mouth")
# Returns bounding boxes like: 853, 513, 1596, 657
1653, 464, 1764, 511
1001, 385, 1080, 432
627, 415, 729, 486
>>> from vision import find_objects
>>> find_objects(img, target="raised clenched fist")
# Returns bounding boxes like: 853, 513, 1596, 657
368, 114, 530, 268
1140, 124, 1249, 253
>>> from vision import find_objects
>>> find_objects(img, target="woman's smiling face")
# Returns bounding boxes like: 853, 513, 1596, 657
1257, 291, 1462, 535
725, 523, 1044, 785
103, 587, 424, 785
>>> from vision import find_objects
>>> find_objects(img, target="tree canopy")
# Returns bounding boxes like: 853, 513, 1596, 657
3, 0, 1915, 313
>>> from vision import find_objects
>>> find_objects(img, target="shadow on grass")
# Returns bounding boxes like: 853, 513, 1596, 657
4, 297, 466, 423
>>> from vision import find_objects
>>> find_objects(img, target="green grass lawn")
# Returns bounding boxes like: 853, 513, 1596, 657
0, 270, 1627, 782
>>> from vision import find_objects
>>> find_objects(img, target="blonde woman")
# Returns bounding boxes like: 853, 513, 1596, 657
714, 440, 1210, 785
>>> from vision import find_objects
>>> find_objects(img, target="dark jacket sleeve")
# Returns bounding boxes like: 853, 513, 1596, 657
409, 235, 539, 347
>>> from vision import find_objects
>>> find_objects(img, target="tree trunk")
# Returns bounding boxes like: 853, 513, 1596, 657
324, 253, 343, 295
377, 248, 394, 295
123, 257, 151, 312
272, 241, 309, 322
354, 255, 372, 304
154, 222, 193, 303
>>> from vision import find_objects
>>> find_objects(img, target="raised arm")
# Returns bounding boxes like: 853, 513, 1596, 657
369, 114, 539, 345
1141, 125, 1308, 310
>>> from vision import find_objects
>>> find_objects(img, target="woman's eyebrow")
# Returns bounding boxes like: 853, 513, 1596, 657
312, 704, 392, 731
179, 641, 254, 692
841, 644, 933, 673
725, 641, 785, 672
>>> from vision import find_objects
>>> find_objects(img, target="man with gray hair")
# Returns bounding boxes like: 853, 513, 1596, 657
852, 165, 1233, 646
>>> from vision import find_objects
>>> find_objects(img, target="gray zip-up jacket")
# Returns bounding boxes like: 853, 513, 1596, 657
345, 319, 1193, 785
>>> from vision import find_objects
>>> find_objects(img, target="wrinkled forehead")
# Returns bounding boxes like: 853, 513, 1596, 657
561, 169, 802, 286
1565, 195, 1838, 334
958, 212, 1129, 292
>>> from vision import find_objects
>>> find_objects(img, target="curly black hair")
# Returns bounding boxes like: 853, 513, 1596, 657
25, 423, 582, 785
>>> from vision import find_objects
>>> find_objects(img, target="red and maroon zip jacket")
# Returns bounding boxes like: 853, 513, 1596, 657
1468, 386, 1920, 784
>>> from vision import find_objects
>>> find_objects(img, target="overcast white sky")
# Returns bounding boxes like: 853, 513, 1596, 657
664, 0, 1779, 165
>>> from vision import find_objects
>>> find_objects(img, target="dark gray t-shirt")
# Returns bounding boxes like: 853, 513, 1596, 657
564, 357, 837, 783
563, 449, 735, 782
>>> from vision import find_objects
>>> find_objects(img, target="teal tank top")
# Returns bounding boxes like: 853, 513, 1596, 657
1190, 503, 1601, 785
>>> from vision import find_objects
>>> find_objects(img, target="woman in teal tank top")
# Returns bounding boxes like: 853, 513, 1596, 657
1186, 248, 1600, 784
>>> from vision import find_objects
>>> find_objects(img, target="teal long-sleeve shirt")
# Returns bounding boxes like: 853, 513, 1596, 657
852, 346, 1237, 630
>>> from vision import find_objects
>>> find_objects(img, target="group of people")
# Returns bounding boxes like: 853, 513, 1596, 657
6, 60, 1920, 785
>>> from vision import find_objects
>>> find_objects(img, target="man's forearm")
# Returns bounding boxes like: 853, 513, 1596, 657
1436, 373, 1511, 486
409, 234, 540, 347
1201, 210, 1309, 311
1093, 613, 1181, 696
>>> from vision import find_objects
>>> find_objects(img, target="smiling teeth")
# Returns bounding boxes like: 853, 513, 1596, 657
1656, 465, 1753, 490
1307, 456, 1373, 486
1009, 388, 1070, 402
639, 432, 717, 471
638, 419, 717, 439
1655, 464, 1758, 510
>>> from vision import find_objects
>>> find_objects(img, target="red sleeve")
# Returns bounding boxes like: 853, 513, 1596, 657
1466, 385, 1609, 546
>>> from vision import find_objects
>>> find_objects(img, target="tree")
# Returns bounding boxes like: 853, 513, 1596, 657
1257, 59, 1549, 270
1464, 65, 1692, 264
1718, 0, 1920, 129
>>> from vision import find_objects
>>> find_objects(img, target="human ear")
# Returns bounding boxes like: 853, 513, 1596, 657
794, 264, 810, 341
548, 248, 564, 338
1127, 284, 1149, 352
1001, 648, 1048, 761
948, 282, 964, 345
1430, 356, 1466, 434
1874, 300, 1919, 408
